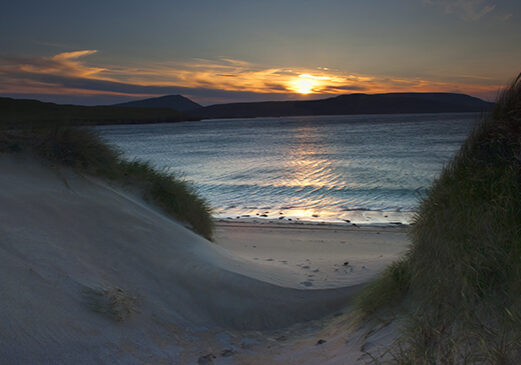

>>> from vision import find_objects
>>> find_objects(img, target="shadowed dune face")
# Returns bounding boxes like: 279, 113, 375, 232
356, 74, 521, 362
0, 156, 361, 362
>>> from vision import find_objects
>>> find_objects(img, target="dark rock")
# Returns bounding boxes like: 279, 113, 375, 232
343, 261, 349, 266
221, 349, 236, 357
198, 353, 216, 364
260, 214, 268, 217
344, 219, 351, 223
316, 339, 327, 345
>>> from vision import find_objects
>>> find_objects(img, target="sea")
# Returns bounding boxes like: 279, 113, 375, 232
97, 113, 479, 225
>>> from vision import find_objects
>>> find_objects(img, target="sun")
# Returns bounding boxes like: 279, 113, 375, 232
290, 74, 326, 94
290, 73, 330, 94
292, 77, 316, 94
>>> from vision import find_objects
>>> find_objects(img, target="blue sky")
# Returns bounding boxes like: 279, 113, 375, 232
1, 0, 519, 105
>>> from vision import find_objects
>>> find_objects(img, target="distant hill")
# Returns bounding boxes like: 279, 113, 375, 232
115, 95, 202, 112
0, 97, 199, 127
190, 93, 494, 120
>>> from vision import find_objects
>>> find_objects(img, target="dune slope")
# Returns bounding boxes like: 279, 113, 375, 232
0, 156, 361, 363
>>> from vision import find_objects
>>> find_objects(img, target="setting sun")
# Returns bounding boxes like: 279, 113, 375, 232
292, 76, 316, 94
289, 73, 332, 94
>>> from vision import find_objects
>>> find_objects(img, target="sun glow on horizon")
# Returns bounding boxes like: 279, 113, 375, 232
290, 73, 332, 94
292, 77, 315, 94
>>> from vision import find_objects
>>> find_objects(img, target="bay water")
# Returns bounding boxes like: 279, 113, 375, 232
97, 113, 478, 225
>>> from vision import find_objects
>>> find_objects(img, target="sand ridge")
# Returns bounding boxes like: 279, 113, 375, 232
0, 155, 407, 363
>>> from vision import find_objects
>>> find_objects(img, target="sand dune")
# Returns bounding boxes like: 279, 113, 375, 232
0, 155, 409, 363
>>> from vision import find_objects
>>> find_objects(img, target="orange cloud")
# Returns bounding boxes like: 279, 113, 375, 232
0, 50, 503, 103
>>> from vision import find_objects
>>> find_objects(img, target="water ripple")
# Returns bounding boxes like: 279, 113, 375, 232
97, 113, 478, 224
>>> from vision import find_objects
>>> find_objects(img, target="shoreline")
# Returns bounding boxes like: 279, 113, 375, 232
212, 206, 416, 227
214, 217, 411, 232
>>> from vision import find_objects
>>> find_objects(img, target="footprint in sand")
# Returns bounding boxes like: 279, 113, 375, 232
302, 265, 310, 269
299, 281, 313, 287
265, 258, 274, 261
312, 269, 319, 273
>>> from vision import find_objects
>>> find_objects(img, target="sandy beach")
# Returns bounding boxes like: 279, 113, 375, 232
0, 155, 408, 364
214, 221, 409, 289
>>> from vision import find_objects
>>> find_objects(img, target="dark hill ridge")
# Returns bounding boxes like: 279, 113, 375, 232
0, 97, 198, 126
115, 95, 202, 112
1, 93, 493, 127
190, 92, 493, 119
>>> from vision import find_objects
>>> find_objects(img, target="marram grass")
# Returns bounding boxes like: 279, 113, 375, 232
0, 124, 214, 240
357, 74, 521, 364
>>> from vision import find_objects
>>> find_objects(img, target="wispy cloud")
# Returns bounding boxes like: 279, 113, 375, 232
424, 0, 496, 21
0, 50, 502, 104
497, 13, 513, 22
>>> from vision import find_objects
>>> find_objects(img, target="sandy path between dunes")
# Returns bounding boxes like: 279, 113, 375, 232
0, 155, 408, 364
214, 222, 409, 289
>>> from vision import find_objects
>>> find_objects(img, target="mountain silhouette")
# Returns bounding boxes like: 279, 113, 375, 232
115, 95, 201, 112
0, 97, 197, 126
190, 93, 493, 119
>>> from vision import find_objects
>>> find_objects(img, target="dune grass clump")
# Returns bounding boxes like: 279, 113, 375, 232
83, 286, 138, 322
0, 123, 214, 240
118, 159, 214, 239
357, 74, 521, 363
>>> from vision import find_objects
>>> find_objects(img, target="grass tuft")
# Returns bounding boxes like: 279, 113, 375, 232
84, 287, 138, 322
118, 160, 214, 239
356, 73, 521, 363
356, 259, 410, 317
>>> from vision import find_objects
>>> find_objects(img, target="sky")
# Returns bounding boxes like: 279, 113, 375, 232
0, 0, 520, 105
